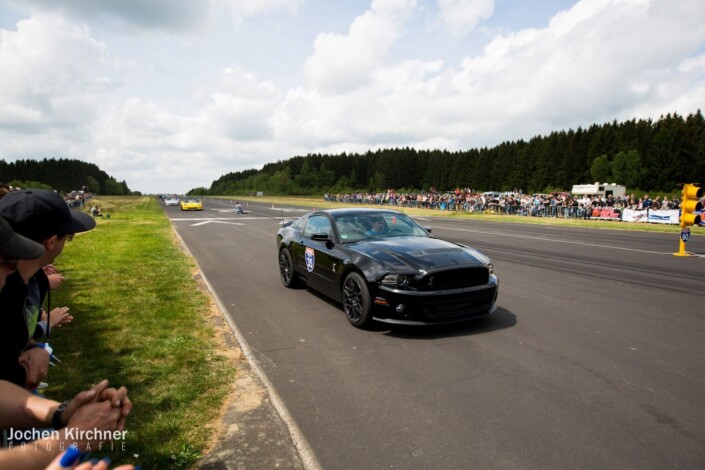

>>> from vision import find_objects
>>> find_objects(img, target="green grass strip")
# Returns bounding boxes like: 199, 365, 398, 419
47, 196, 235, 469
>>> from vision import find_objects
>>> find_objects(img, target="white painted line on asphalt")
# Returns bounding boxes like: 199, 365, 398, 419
190, 220, 245, 226
270, 207, 310, 212
439, 226, 673, 255
171, 217, 269, 221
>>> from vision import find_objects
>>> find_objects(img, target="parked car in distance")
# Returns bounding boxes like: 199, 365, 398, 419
276, 208, 499, 328
482, 191, 501, 201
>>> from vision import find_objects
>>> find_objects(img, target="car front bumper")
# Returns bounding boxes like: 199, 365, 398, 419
371, 277, 499, 325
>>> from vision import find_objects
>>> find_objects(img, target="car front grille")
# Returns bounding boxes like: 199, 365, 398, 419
413, 267, 490, 291
420, 289, 496, 318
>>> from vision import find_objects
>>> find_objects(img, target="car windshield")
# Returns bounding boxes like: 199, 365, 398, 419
332, 212, 429, 243
185, 199, 199, 203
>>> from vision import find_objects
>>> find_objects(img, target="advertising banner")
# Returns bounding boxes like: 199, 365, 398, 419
622, 209, 680, 224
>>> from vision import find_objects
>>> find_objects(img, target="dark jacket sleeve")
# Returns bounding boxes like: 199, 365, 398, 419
0, 272, 30, 387
0, 349, 28, 387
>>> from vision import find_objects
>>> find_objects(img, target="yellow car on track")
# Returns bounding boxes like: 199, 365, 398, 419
180, 198, 203, 211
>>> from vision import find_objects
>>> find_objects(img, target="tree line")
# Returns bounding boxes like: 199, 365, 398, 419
0, 158, 133, 195
191, 111, 705, 196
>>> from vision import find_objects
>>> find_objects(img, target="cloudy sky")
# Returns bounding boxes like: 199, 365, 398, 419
1, 0, 704, 194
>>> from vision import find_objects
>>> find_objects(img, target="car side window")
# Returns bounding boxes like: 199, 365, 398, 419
304, 215, 332, 238
292, 218, 306, 232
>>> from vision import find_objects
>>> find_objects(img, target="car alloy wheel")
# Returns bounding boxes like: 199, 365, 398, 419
342, 272, 372, 328
279, 248, 298, 287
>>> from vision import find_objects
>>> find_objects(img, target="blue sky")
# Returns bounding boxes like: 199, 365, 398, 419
0, 0, 703, 194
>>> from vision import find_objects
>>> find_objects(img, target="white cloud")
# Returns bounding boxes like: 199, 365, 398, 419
303, 0, 418, 93
436, 0, 494, 35
204, 67, 281, 141
447, 0, 705, 134
1, 0, 704, 194
1, 0, 212, 31
0, 15, 113, 131
2, 0, 302, 32
222, 0, 303, 20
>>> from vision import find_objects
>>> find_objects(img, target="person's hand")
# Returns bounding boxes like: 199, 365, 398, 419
43, 264, 58, 275
63, 399, 122, 451
48, 273, 67, 290
49, 307, 73, 328
99, 385, 132, 431
60, 381, 131, 431
46, 447, 136, 470
19, 347, 50, 389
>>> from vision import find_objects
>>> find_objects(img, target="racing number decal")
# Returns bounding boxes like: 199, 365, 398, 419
305, 247, 315, 272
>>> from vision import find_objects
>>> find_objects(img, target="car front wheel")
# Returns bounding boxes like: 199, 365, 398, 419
342, 272, 373, 328
279, 248, 298, 287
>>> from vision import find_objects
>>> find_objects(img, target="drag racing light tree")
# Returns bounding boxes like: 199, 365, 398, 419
681, 184, 703, 226
674, 183, 703, 256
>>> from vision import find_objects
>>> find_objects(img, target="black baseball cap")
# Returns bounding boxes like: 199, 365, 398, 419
0, 216, 45, 259
0, 189, 96, 242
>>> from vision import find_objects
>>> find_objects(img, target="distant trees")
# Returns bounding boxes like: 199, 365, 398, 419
611, 150, 642, 188
198, 111, 705, 195
0, 158, 131, 195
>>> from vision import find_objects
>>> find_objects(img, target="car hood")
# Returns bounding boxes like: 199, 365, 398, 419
350, 236, 489, 272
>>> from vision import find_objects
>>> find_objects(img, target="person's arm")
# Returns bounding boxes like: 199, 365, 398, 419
0, 380, 131, 470
0, 402, 120, 470
18, 346, 50, 389
0, 380, 62, 428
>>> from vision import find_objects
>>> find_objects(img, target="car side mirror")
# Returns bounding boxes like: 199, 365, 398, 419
311, 233, 334, 248
282, 221, 294, 228
311, 232, 331, 241
424, 227, 432, 234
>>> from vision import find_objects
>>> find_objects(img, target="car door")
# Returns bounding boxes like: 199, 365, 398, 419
301, 215, 337, 293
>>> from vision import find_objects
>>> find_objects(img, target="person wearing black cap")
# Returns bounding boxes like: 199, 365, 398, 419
0, 189, 95, 389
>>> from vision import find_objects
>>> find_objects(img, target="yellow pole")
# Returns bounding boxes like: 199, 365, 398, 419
674, 185, 690, 257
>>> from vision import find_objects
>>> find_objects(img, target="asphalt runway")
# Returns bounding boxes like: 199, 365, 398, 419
167, 198, 705, 469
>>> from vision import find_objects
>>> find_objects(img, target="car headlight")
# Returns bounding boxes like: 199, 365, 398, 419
381, 273, 410, 286
487, 263, 494, 275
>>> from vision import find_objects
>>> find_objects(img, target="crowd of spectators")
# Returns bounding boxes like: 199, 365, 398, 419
64, 190, 93, 210
324, 188, 691, 220
1, 184, 94, 211
0, 184, 134, 469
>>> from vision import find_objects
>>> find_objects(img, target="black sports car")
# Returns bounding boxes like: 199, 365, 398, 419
276, 208, 499, 328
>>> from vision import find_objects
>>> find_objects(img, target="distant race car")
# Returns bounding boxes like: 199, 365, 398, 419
164, 196, 180, 206
276, 208, 499, 328
180, 198, 203, 211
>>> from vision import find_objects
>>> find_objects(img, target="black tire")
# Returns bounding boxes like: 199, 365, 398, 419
279, 248, 298, 288
342, 272, 373, 328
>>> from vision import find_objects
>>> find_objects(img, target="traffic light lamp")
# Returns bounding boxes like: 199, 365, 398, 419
674, 183, 703, 256
680, 184, 703, 227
